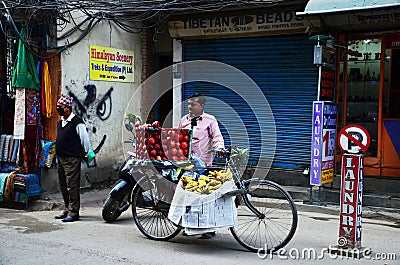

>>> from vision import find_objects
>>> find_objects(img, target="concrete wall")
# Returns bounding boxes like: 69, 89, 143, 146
42, 11, 143, 191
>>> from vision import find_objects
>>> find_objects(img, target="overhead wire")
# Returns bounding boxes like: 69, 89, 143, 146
0, 0, 286, 59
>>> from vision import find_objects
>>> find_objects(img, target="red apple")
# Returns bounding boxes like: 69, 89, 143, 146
150, 149, 157, 157
135, 121, 141, 127
171, 156, 178, 161
148, 137, 155, 145
180, 142, 188, 149
182, 149, 188, 156
170, 148, 178, 156
152, 121, 160, 128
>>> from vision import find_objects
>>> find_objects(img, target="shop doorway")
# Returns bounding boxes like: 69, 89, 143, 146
151, 54, 173, 127
338, 35, 400, 177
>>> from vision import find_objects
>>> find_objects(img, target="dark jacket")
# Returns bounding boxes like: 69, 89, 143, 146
56, 115, 85, 158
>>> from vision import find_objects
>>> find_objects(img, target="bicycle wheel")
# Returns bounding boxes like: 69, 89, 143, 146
230, 180, 298, 253
131, 177, 181, 241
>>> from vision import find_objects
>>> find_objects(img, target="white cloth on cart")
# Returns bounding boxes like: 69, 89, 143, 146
168, 178, 237, 234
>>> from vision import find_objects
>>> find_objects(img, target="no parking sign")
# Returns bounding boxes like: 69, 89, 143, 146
338, 125, 370, 154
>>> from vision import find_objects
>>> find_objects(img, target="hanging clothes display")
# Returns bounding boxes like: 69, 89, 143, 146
42, 61, 52, 118
11, 28, 40, 90
13, 88, 25, 140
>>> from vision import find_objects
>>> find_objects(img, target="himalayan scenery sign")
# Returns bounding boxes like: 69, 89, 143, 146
89, 45, 134, 83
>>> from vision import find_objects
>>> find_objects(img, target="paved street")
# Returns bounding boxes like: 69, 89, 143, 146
0, 200, 399, 265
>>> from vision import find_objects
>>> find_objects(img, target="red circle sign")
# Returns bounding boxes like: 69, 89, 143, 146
338, 124, 370, 153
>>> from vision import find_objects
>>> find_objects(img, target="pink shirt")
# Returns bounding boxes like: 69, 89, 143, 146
179, 113, 225, 166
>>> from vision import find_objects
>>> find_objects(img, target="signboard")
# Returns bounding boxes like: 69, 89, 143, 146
311, 101, 337, 186
89, 45, 134, 83
168, 11, 308, 38
338, 125, 370, 154
385, 34, 400, 49
338, 154, 363, 249
320, 66, 335, 101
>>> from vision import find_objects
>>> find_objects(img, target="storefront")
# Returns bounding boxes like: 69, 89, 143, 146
300, 0, 400, 178
169, 5, 321, 172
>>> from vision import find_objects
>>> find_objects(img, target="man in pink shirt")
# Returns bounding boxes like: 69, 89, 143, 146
179, 93, 225, 239
179, 93, 225, 166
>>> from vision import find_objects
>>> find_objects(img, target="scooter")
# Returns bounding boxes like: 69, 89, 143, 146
102, 116, 200, 222
102, 153, 138, 222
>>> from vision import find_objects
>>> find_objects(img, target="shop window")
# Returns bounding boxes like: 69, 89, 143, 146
339, 38, 382, 157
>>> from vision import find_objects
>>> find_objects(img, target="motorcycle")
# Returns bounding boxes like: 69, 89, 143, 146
102, 115, 200, 222
102, 153, 138, 222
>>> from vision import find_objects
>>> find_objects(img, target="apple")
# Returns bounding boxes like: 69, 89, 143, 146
150, 149, 157, 157
178, 134, 183, 142
182, 148, 188, 156
156, 156, 162, 161
184, 135, 190, 142
152, 121, 160, 128
171, 155, 178, 161
180, 142, 188, 149
170, 148, 178, 156
135, 121, 141, 127
148, 137, 155, 145
154, 144, 161, 150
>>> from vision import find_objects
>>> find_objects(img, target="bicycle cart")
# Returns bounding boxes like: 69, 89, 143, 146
129, 148, 298, 253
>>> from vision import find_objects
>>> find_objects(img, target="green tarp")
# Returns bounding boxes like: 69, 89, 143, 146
11, 28, 40, 90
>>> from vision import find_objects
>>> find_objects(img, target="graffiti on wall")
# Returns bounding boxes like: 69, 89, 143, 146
65, 85, 114, 159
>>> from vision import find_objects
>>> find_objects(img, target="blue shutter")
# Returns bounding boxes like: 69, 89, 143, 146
183, 35, 318, 169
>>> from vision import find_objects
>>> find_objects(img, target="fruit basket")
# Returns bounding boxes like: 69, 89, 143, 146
135, 126, 192, 162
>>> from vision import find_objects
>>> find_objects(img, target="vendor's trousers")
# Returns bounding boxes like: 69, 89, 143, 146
57, 156, 82, 217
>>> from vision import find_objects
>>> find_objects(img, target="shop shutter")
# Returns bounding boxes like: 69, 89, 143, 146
182, 35, 318, 169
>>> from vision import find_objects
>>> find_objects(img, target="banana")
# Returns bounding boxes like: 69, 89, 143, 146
198, 179, 207, 187
209, 183, 222, 191
199, 175, 210, 182
209, 179, 221, 186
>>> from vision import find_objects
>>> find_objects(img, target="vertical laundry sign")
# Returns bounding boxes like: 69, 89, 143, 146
89, 45, 134, 83
311, 101, 337, 185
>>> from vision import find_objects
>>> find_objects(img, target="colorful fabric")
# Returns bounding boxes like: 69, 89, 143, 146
26, 89, 39, 125
11, 139, 19, 163
7, 136, 14, 162
57, 94, 73, 107
0, 135, 6, 161
3, 172, 15, 201
13, 88, 26, 140
13, 192, 28, 204
11, 28, 40, 90
2, 135, 12, 161
43, 61, 52, 117
0, 173, 9, 202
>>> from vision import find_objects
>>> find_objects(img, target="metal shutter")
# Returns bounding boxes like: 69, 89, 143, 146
182, 34, 318, 169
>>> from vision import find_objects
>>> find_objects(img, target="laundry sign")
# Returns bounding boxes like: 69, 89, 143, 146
89, 45, 134, 83
168, 11, 309, 38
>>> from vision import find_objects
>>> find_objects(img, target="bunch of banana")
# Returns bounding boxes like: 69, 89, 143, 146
180, 169, 232, 195
207, 169, 232, 182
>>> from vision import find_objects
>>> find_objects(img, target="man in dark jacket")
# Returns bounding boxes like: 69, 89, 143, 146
55, 94, 91, 222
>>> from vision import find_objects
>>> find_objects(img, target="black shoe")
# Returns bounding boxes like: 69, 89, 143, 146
55, 212, 68, 219
198, 232, 216, 239
62, 215, 79, 222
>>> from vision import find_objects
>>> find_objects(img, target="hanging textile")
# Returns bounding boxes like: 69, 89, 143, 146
25, 89, 40, 174
11, 28, 40, 90
42, 61, 52, 118
13, 88, 25, 140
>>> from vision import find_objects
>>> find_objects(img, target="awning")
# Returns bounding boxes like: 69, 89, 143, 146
297, 0, 400, 32
298, 0, 400, 15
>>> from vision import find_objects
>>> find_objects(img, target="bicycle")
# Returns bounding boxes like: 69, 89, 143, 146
130, 147, 298, 253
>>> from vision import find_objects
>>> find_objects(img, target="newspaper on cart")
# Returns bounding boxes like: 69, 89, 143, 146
168, 170, 238, 235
